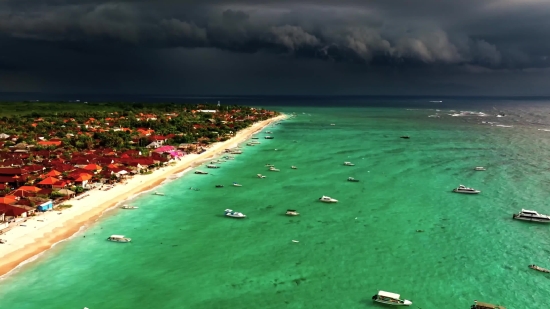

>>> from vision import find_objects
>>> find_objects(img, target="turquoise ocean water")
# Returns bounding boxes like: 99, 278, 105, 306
2, 101, 550, 308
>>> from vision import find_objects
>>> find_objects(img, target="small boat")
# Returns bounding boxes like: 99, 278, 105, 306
286, 209, 299, 216
265, 164, 274, 167
207, 164, 220, 169
153, 192, 165, 196
268, 166, 280, 172
400, 136, 410, 139
512, 209, 550, 223
194, 170, 208, 174
452, 185, 480, 194
330, 124, 335, 126
224, 209, 246, 218
292, 240, 299, 243
257, 174, 266, 178
215, 185, 224, 188
343, 162, 355, 166
291, 166, 297, 169
372, 290, 412, 306
474, 166, 486, 171
233, 183, 242, 187
250, 141, 260, 145
529, 264, 550, 273
107, 235, 131, 243
231, 150, 243, 154
266, 131, 272, 134
319, 196, 338, 203
251, 137, 259, 139
121, 205, 139, 209
471, 300, 506, 309
264, 136, 274, 139
246, 143, 255, 146
347, 177, 359, 182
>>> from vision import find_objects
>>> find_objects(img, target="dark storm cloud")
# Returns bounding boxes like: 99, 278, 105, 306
0, 0, 549, 95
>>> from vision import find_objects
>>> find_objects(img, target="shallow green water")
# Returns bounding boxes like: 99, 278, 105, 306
1, 105, 550, 309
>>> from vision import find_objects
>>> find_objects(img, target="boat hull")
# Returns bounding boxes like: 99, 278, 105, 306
513, 215, 550, 223
373, 299, 412, 306
452, 190, 480, 194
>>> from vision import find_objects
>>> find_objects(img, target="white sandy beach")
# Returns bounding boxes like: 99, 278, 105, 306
0, 114, 286, 276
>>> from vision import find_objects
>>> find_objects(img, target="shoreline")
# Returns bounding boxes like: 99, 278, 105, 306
0, 114, 286, 278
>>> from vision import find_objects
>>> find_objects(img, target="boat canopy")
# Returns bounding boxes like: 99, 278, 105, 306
377, 291, 400, 299
521, 209, 538, 214
110, 235, 125, 238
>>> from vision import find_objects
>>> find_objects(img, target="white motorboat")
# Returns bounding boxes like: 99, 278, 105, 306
107, 235, 131, 243
121, 205, 138, 209
224, 209, 246, 218
474, 166, 486, 171
257, 174, 266, 178
452, 185, 480, 194
153, 192, 165, 196
269, 166, 280, 172
372, 290, 412, 306
194, 170, 208, 175
233, 182, 242, 187
512, 209, 550, 223
344, 162, 355, 166
291, 166, 297, 169
286, 209, 300, 216
207, 164, 220, 169
265, 164, 274, 167
319, 196, 338, 203
347, 177, 360, 182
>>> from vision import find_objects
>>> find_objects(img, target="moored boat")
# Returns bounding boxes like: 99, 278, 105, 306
286, 209, 299, 216
215, 185, 224, 188
343, 161, 355, 166
347, 177, 359, 182
257, 174, 266, 178
207, 164, 220, 169
512, 209, 550, 223
153, 192, 165, 196
121, 205, 138, 209
400, 136, 410, 139
470, 300, 506, 309
452, 185, 480, 194
529, 264, 550, 273
224, 209, 246, 218
194, 170, 208, 175
264, 136, 274, 139
291, 166, 297, 169
233, 182, 242, 187
474, 166, 486, 171
107, 235, 131, 243
319, 196, 338, 203
372, 290, 412, 306
268, 166, 280, 172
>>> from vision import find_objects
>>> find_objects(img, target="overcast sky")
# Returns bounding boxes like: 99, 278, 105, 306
1, 0, 550, 96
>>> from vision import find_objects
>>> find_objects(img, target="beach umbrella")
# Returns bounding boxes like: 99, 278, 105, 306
83, 164, 102, 171
17, 186, 41, 192
107, 163, 119, 169
45, 170, 61, 177
0, 196, 17, 204
56, 189, 75, 196
38, 177, 59, 187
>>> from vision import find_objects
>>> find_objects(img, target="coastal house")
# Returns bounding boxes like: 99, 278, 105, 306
0, 203, 29, 218
36, 200, 54, 212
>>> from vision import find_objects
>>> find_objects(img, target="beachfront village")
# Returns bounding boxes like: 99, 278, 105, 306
0, 102, 278, 234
